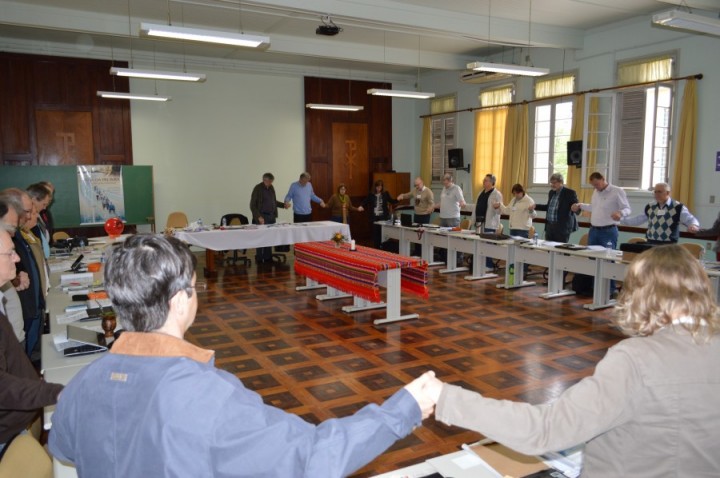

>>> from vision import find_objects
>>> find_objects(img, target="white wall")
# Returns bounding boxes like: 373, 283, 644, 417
130, 70, 305, 228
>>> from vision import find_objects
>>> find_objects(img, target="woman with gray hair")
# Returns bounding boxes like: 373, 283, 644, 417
424, 244, 720, 476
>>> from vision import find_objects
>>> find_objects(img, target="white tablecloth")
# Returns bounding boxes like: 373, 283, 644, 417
173, 221, 351, 251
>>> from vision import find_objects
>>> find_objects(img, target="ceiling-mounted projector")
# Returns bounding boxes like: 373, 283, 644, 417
316, 15, 342, 36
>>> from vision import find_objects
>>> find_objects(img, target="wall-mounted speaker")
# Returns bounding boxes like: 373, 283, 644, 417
448, 148, 464, 168
567, 140, 582, 167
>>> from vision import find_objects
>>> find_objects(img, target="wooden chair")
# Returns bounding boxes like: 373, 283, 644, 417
459, 218, 470, 230
680, 242, 704, 259
166, 211, 189, 230
0, 434, 52, 478
52, 231, 70, 242
579, 233, 589, 246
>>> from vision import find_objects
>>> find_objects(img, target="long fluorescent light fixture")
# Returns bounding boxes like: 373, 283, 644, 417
306, 103, 364, 111
652, 9, 720, 37
110, 67, 206, 82
140, 22, 269, 48
367, 88, 435, 99
467, 61, 549, 77
97, 91, 171, 102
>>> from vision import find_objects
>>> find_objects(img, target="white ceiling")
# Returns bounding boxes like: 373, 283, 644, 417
1, 0, 719, 78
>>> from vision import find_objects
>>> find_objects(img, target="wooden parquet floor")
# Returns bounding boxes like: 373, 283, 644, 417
186, 252, 624, 477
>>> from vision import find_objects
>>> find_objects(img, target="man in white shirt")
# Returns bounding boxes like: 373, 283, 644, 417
439, 173, 466, 228
572, 172, 631, 296
572, 171, 631, 249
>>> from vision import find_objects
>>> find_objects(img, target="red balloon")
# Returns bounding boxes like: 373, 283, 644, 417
104, 217, 125, 237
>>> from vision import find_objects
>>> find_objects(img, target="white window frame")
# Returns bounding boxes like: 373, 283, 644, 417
530, 98, 575, 186
430, 114, 457, 184
579, 85, 674, 191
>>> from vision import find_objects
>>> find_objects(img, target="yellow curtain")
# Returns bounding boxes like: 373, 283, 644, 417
430, 96, 456, 115
420, 117, 432, 187
567, 93, 592, 203
535, 74, 575, 99
617, 56, 673, 86
473, 107, 508, 194
500, 103, 528, 199
671, 79, 697, 210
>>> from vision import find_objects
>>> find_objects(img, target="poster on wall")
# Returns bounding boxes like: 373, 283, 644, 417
77, 165, 126, 225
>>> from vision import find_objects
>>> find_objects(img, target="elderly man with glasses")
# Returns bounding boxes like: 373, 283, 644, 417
529, 173, 580, 243
0, 219, 63, 454
621, 182, 699, 244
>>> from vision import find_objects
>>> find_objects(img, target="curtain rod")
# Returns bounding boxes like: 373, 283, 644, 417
419, 73, 703, 118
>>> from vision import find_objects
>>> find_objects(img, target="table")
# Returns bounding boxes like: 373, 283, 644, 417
294, 241, 428, 325
379, 222, 443, 266
175, 221, 352, 275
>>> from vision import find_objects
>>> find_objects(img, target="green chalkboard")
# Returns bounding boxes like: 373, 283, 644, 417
0, 165, 154, 228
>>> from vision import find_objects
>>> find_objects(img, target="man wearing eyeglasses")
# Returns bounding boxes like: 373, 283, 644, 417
49, 234, 438, 477
1, 188, 44, 359
529, 173, 579, 243
0, 220, 63, 454
621, 182, 699, 244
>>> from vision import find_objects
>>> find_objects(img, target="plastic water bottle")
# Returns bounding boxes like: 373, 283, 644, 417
533, 233, 539, 246
508, 263, 515, 284
606, 241, 613, 258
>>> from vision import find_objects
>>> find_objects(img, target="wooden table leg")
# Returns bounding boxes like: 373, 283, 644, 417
203, 249, 217, 277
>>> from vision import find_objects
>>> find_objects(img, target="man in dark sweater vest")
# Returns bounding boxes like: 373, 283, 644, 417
621, 182, 699, 244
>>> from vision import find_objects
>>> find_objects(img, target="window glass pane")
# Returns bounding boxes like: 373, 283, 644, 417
536, 104, 551, 121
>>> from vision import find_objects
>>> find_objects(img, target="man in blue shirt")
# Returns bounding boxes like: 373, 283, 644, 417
284, 172, 325, 223
49, 235, 436, 478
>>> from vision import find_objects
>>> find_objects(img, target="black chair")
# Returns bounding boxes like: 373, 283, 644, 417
220, 213, 251, 267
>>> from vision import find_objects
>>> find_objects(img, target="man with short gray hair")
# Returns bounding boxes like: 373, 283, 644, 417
284, 172, 325, 223
621, 182, 699, 243
530, 173, 579, 243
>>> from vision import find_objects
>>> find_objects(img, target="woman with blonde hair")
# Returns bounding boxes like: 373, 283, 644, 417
424, 244, 720, 477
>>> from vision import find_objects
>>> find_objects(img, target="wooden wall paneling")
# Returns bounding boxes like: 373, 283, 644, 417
368, 84, 392, 174
0, 54, 34, 164
35, 110, 93, 165
0, 52, 131, 166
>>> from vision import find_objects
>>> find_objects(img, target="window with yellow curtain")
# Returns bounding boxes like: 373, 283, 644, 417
430, 95, 457, 183
614, 55, 674, 189
473, 85, 513, 195
531, 74, 576, 185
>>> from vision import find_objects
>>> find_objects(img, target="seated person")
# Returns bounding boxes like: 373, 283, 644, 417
424, 244, 720, 476
49, 234, 436, 477
0, 222, 63, 453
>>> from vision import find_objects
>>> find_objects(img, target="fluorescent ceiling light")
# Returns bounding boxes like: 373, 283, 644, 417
467, 61, 549, 77
367, 88, 435, 99
97, 91, 171, 102
652, 9, 720, 37
140, 22, 269, 48
305, 103, 364, 111
110, 67, 206, 82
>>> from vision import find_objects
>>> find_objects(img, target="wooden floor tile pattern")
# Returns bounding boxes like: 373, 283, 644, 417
186, 254, 624, 477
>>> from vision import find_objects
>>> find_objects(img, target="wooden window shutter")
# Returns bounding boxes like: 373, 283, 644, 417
616, 90, 645, 187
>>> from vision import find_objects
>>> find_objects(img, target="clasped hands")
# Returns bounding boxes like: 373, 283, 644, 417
403, 371, 444, 419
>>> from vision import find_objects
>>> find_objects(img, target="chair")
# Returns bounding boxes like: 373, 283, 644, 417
680, 242, 704, 259
220, 214, 251, 267
579, 233, 589, 246
166, 211, 189, 230
528, 225, 535, 239
0, 434, 52, 478
52, 231, 70, 242
627, 237, 647, 244
459, 218, 470, 230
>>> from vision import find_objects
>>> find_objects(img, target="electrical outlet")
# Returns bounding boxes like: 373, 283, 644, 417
710, 195, 716, 204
